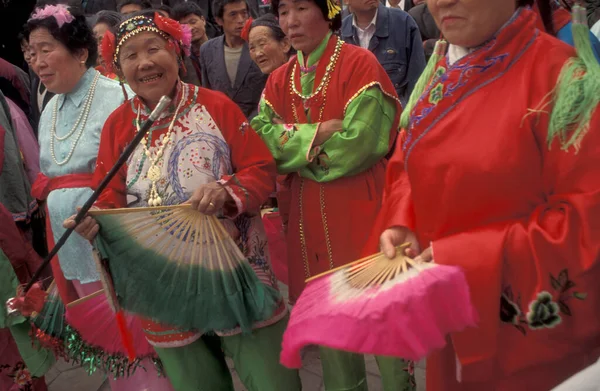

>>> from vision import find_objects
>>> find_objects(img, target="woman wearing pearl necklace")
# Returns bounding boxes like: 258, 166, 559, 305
26, 5, 173, 391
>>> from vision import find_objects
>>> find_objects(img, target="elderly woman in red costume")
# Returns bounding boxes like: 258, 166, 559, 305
375, 0, 600, 390
69, 11, 301, 391
251, 0, 418, 389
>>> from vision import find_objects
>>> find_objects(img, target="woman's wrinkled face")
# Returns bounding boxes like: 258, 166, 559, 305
278, 0, 331, 55
28, 27, 88, 94
249, 26, 290, 74
118, 31, 180, 108
428, 0, 516, 48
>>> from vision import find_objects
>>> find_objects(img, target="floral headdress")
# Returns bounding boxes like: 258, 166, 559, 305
241, 18, 254, 42
101, 13, 192, 74
29, 4, 75, 28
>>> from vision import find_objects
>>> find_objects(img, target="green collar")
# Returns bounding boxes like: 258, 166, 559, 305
297, 31, 332, 68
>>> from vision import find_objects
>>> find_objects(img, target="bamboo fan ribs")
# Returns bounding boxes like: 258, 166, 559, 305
90, 205, 279, 333
280, 245, 478, 368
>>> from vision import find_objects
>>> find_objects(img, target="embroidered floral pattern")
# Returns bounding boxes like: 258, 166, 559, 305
527, 291, 561, 329
429, 83, 444, 105
278, 124, 297, 151
239, 122, 249, 135
0, 362, 34, 391
434, 66, 446, 79
500, 268, 587, 335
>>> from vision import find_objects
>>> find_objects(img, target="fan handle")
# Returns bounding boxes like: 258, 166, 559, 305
305, 242, 412, 283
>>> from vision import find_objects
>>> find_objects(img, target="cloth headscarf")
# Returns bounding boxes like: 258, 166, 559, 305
101, 13, 192, 74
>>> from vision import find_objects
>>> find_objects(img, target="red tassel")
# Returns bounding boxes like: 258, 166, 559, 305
115, 310, 136, 362
8, 282, 47, 317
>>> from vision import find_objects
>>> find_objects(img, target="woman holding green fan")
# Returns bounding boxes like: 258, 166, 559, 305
65, 11, 301, 391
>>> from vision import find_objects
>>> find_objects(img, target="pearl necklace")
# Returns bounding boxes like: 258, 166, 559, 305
50, 72, 100, 166
290, 38, 343, 101
136, 82, 187, 207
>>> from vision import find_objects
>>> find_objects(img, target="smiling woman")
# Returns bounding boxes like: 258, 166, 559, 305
65, 11, 303, 391
246, 14, 294, 74
24, 5, 173, 391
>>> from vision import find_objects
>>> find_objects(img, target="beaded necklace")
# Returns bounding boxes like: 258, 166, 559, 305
136, 82, 187, 206
289, 38, 343, 122
50, 71, 100, 166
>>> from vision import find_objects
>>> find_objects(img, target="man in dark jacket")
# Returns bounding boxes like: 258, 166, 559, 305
381, 0, 413, 12
341, 0, 426, 105
200, 0, 266, 119
408, 1, 440, 60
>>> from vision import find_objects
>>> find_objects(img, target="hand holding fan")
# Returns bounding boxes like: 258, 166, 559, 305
90, 205, 280, 333
280, 244, 478, 368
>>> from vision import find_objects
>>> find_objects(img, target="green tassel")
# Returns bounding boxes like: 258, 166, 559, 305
548, 5, 600, 151
400, 40, 447, 129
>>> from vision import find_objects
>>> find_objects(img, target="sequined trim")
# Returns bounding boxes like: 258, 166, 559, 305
319, 184, 335, 270
263, 98, 283, 120
342, 81, 402, 116
114, 26, 170, 63
298, 178, 310, 278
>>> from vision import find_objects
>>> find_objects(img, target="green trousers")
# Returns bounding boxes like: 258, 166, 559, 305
9, 321, 55, 377
154, 316, 301, 391
320, 347, 416, 391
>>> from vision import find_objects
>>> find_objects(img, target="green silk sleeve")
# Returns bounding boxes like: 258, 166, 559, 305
251, 99, 319, 174
305, 87, 397, 182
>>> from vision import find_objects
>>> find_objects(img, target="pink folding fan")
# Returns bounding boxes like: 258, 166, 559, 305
280, 244, 478, 368
65, 290, 156, 359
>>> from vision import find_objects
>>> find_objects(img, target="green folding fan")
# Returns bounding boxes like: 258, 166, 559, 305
90, 205, 280, 333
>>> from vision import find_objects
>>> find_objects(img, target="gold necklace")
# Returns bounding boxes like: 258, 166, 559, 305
136, 82, 187, 206
290, 38, 343, 122
289, 38, 343, 102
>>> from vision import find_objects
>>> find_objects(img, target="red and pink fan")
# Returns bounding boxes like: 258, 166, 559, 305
65, 290, 157, 359
280, 244, 478, 368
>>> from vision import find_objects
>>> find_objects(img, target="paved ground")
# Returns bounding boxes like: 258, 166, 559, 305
47, 352, 426, 391
46, 282, 426, 390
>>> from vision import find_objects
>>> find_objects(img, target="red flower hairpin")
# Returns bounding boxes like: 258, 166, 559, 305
101, 30, 117, 73
241, 17, 254, 42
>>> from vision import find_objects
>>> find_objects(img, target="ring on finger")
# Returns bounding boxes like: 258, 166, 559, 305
208, 202, 215, 208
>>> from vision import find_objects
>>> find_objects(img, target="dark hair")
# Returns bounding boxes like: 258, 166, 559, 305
172, 1, 205, 20
35, 0, 82, 7
270, 0, 341, 32
118, 0, 153, 12
517, 0, 555, 35
95, 10, 124, 29
250, 14, 296, 54
25, 6, 98, 68
18, 31, 28, 45
158, 5, 173, 17
212, 0, 248, 20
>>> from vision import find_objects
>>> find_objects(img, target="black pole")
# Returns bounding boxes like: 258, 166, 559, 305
23, 96, 172, 292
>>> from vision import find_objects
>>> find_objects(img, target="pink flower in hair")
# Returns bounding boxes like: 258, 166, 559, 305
30, 4, 75, 28
180, 24, 192, 57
